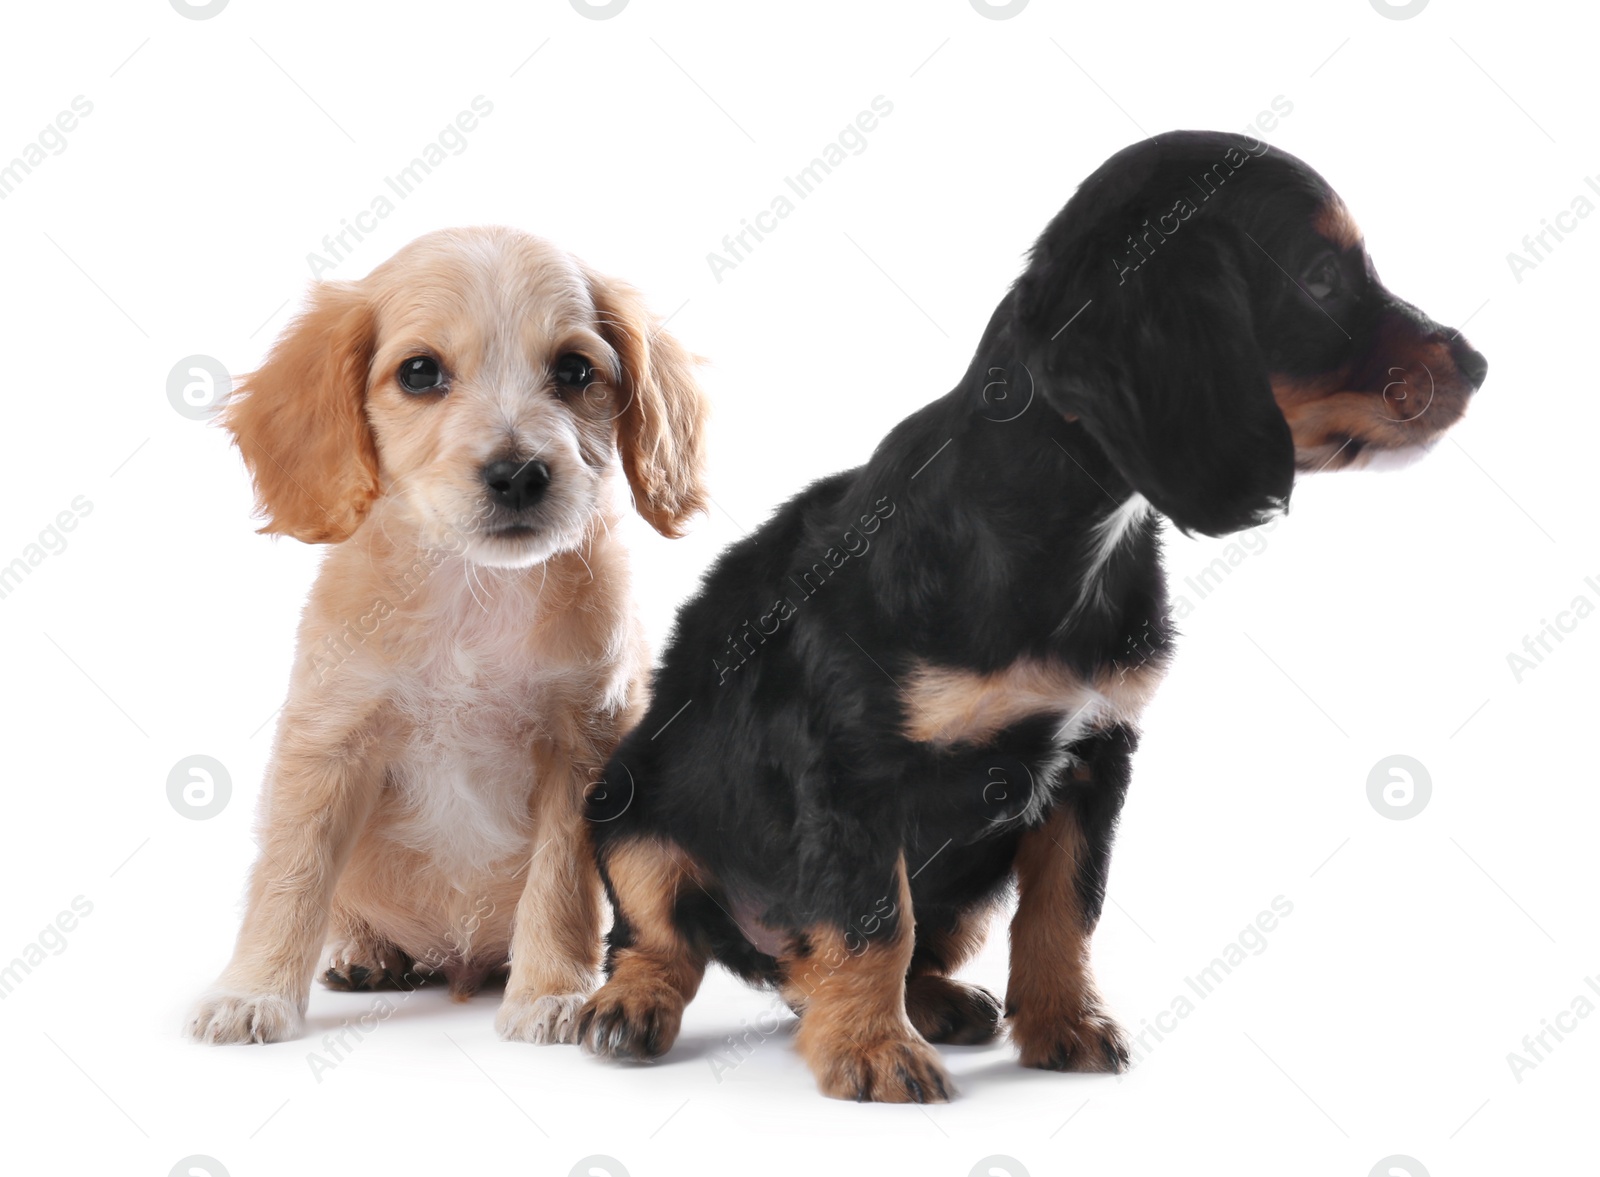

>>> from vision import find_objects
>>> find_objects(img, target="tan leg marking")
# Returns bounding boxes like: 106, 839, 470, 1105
1007, 805, 1128, 1071
576, 837, 709, 1060
905, 902, 1003, 1046
781, 856, 953, 1102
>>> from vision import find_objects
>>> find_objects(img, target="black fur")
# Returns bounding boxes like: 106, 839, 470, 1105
586, 132, 1487, 1040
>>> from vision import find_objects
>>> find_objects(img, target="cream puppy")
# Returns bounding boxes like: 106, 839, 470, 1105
187, 227, 706, 1045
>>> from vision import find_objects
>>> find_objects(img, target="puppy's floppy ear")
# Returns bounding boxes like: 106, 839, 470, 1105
585, 268, 709, 538
223, 281, 379, 544
1018, 219, 1295, 537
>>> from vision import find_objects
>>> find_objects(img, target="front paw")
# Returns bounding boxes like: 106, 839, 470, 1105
1008, 1003, 1129, 1072
496, 991, 588, 1044
187, 991, 303, 1045
807, 1033, 954, 1103
576, 978, 684, 1060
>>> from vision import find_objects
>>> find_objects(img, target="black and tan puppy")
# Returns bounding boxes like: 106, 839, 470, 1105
576, 132, 1487, 1100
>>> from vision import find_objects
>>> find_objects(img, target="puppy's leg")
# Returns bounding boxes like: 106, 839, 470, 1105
782, 856, 952, 1102
905, 902, 1003, 1045
188, 725, 386, 1044
496, 745, 603, 1045
1006, 725, 1134, 1072
577, 836, 709, 1060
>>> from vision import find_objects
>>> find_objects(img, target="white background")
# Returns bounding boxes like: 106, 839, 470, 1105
1, 0, 1592, 1173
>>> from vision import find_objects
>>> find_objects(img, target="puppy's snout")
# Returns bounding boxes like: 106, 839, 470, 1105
482, 457, 552, 512
1451, 341, 1488, 390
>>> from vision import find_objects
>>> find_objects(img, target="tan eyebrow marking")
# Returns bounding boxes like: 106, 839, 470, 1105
1314, 197, 1363, 250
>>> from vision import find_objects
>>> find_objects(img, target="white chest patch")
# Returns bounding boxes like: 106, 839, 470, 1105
385, 668, 542, 881
361, 569, 586, 885
1061, 493, 1153, 627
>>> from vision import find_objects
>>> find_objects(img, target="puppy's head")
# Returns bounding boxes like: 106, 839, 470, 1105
1008, 131, 1487, 536
224, 227, 708, 564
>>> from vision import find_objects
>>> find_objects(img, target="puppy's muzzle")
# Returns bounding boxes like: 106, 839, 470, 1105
482, 456, 552, 514
1452, 341, 1489, 390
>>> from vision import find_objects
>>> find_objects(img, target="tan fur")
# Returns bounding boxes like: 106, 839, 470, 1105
900, 656, 1167, 747
778, 856, 953, 1102
583, 266, 709, 537
1314, 196, 1363, 251
1272, 321, 1470, 471
224, 283, 381, 543
904, 901, 1004, 1046
907, 902, 998, 979
574, 837, 710, 1058
1005, 804, 1127, 1071
189, 227, 704, 1046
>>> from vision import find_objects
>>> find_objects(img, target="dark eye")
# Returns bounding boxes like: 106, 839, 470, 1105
553, 353, 594, 390
398, 355, 444, 394
1303, 253, 1342, 301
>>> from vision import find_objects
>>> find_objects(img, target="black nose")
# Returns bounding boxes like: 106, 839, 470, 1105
1452, 342, 1489, 389
482, 457, 551, 511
